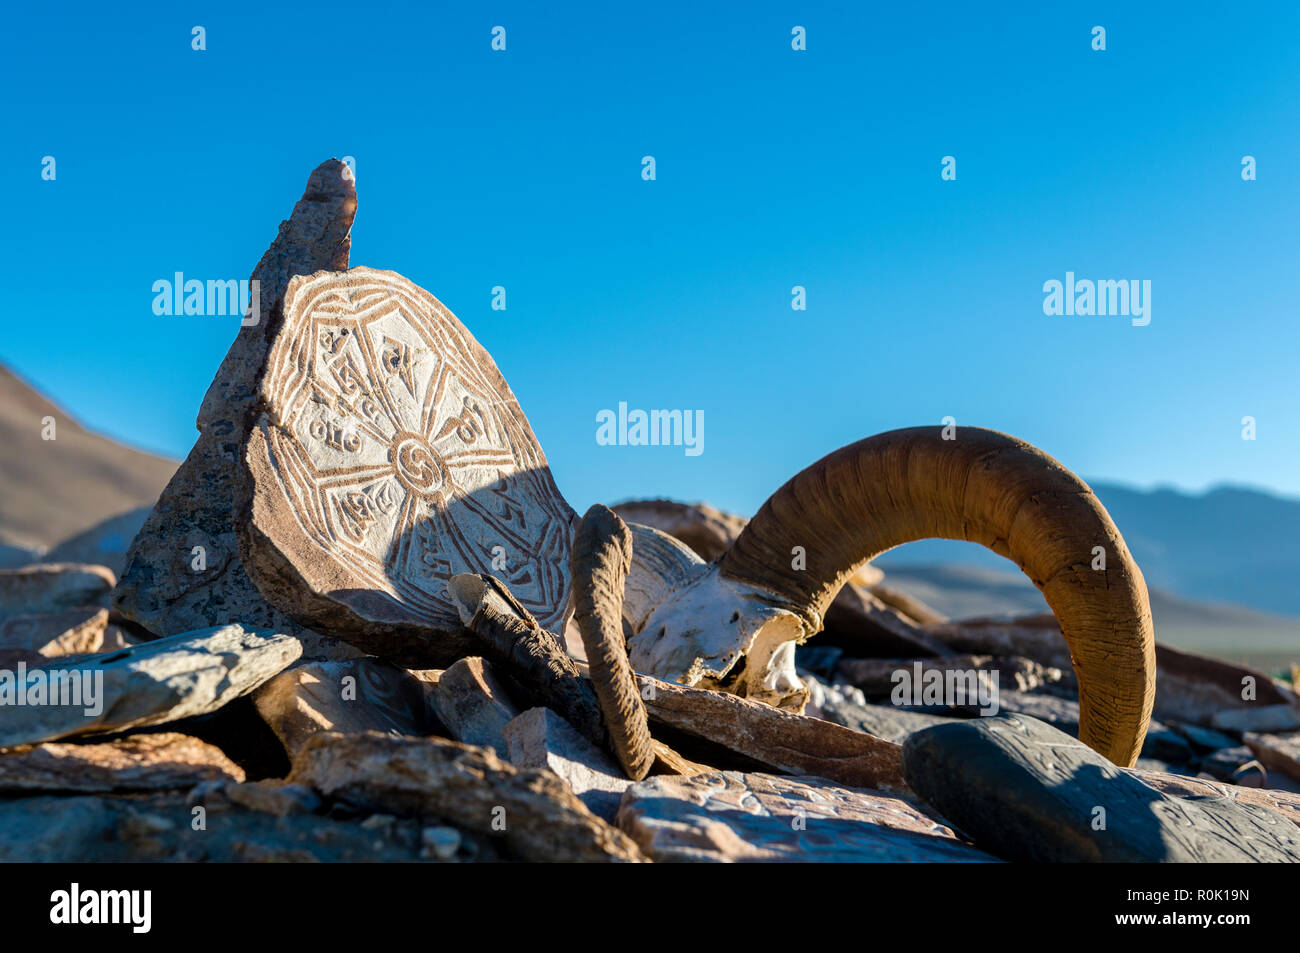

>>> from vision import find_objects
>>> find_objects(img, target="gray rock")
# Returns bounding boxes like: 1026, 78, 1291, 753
1197, 745, 1261, 782
801, 671, 960, 743
616, 771, 998, 863
1211, 704, 1300, 734
0, 792, 465, 862
0, 623, 302, 748
428, 656, 520, 757
902, 713, 1300, 862
504, 707, 629, 821
112, 160, 357, 638
1168, 721, 1240, 752
0, 563, 115, 617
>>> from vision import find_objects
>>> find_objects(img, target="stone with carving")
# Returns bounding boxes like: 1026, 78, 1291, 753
616, 771, 998, 863
237, 268, 576, 666
902, 713, 1300, 862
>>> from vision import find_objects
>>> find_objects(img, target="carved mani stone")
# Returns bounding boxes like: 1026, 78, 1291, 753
237, 267, 576, 666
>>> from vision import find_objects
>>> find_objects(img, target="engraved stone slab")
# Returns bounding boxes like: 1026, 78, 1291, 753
615, 771, 998, 863
902, 713, 1300, 862
238, 267, 576, 665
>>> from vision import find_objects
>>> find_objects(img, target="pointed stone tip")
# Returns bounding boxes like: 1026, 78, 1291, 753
303, 158, 357, 202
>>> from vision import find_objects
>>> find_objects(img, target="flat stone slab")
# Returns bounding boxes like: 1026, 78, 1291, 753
902, 713, 1300, 862
287, 731, 645, 862
237, 266, 576, 666
0, 623, 302, 748
429, 656, 520, 757
0, 732, 243, 793
113, 160, 357, 638
615, 771, 998, 863
0, 564, 115, 617
637, 675, 905, 792
251, 657, 432, 757
504, 706, 630, 821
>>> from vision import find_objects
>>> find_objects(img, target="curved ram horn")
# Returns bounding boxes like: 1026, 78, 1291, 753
570, 505, 654, 780
628, 426, 1155, 767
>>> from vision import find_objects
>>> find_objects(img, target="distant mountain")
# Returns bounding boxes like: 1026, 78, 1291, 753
875, 481, 1300, 619
881, 563, 1300, 674
0, 364, 176, 550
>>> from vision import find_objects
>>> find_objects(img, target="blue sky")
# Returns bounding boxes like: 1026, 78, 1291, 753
4, 1, 1299, 519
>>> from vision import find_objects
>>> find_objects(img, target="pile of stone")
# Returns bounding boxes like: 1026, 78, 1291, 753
2, 160, 1297, 863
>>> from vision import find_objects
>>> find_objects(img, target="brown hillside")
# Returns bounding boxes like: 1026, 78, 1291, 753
0, 364, 177, 548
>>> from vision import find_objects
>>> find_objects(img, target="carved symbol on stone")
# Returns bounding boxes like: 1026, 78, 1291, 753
242, 267, 577, 658
381, 335, 418, 398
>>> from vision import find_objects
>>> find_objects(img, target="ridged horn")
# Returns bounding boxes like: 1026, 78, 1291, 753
570, 505, 654, 780
717, 426, 1155, 767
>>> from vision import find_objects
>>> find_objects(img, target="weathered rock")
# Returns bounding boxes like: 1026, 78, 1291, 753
0, 732, 243, 793
189, 778, 321, 817
903, 713, 1300, 862
287, 731, 645, 862
45, 507, 151, 576
427, 656, 519, 757
866, 582, 947, 625
1244, 731, 1300, 784
0, 792, 473, 862
616, 771, 998, 863
0, 564, 115, 617
822, 583, 952, 658
612, 499, 748, 561
923, 614, 1073, 670
112, 159, 357, 638
1168, 721, 1240, 752
1156, 643, 1296, 725
1197, 745, 1262, 782
1131, 768, 1300, 826
504, 707, 630, 821
837, 654, 1066, 697
251, 657, 431, 757
0, 606, 110, 661
0, 623, 302, 748
235, 266, 577, 667
802, 673, 959, 743
1212, 704, 1300, 734
637, 675, 905, 791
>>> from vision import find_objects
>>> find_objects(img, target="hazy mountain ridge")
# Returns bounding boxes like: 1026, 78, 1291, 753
881, 563, 1300, 673
876, 480, 1300, 619
0, 364, 176, 549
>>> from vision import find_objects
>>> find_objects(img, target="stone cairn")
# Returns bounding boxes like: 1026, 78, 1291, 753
1, 160, 1298, 863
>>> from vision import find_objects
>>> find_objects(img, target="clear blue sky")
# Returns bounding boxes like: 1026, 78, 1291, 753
4, 1, 1298, 518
